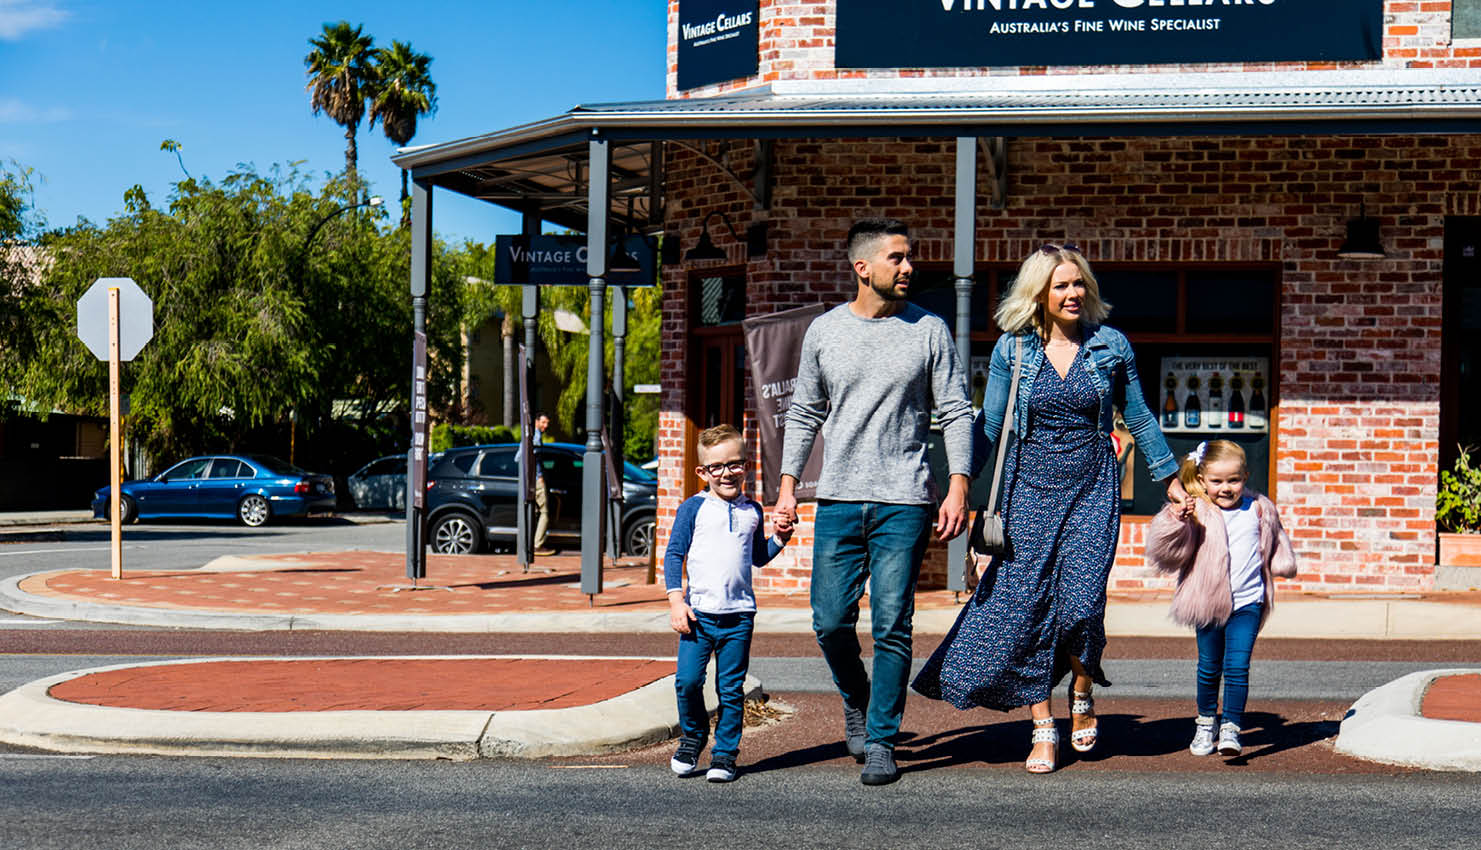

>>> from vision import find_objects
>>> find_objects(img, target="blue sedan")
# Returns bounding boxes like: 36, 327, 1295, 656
91, 454, 336, 527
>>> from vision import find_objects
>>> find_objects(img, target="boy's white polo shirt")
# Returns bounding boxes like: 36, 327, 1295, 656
663, 489, 769, 615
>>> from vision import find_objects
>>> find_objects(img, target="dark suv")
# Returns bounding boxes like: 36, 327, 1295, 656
424, 442, 657, 557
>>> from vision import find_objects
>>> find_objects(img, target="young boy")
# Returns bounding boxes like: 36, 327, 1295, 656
664, 424, 793, 782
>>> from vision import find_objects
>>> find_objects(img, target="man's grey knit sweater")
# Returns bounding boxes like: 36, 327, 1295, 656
781, 301, 974, 505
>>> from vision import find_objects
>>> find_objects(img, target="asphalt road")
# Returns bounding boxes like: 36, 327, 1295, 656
2, 521, 1478, 849
1, 756, 1475, 850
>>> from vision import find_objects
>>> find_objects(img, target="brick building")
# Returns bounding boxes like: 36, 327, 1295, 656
395, 1, 1481, 593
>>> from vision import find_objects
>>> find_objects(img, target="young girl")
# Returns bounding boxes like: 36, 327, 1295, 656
1147, 439, 1296, 757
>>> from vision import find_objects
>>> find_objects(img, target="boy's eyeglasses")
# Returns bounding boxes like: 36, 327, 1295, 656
700, 461, 747, 476
1040, 242, 1080, 254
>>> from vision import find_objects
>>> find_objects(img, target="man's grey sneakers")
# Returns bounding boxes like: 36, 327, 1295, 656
670, 736, 704, 776
860, 743, 899, 786
1189, 716, 1217, 756
1217, 722, 1242, 757
842, 701, 868, 763
705, 756, 738, 783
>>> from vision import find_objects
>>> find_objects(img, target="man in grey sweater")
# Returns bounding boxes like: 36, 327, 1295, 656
774, 217, 974, 785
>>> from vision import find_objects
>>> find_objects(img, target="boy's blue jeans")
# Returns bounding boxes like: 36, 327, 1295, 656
810, 500, 933, 750
675, 610, 755, 760
1195, 600, 1264, 729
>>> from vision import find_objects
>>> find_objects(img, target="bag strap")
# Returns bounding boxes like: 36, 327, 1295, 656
984, 336, 1023, 517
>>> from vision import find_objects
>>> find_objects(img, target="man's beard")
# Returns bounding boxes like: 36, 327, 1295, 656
871, 277, 909, 301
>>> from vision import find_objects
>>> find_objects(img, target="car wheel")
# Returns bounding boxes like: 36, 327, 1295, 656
238, 494, 270, 527
106, 495, 138, 525
431, 512, 482, 555
623, 515, 656, 558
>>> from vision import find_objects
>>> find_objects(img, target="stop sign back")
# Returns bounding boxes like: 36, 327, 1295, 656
77, 277, 153, 361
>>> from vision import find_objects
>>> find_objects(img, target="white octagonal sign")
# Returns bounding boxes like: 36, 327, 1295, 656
77, 277, 154, 361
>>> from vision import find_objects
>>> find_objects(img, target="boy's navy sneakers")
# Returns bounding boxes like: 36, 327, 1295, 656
842, 701, 868, 763
705, 756, 738, 783
860, 743, 898, 786
670, 737, 704, 777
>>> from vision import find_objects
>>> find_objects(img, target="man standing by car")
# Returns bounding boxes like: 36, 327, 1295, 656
533, 412, 555, 556
773, 217, 974, 786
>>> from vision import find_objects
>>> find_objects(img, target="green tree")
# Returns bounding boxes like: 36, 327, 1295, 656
10, 164, 478, 468
367, 40, 437, 212
1, 161, 43, 389
305, 21, 376, 181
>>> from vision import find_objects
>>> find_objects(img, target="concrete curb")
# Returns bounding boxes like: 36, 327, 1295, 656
6, 568, 1481, 638
0, 655, 759, 760
1335, 668, 1481, 772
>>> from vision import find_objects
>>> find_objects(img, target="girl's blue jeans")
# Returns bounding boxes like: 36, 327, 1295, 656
1194, 600, 1264, 729
810, 500, 933, 750
675, 610, 755, 760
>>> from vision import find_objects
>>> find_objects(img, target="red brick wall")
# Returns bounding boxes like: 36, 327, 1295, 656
657, 133, 1465, 593
668, 2, 1474, 98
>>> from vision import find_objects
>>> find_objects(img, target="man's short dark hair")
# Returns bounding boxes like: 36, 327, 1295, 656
847, 217, 910, 263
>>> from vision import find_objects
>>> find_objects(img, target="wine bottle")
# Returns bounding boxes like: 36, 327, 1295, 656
1162, 372, 1179, 428
1207, 372, 1224, 429
1228, 373, 1245, 429
1248, 373, 1267, 430
1183, 374, 1201, 429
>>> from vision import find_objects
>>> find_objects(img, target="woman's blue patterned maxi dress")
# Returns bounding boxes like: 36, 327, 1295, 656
913, 346, 1120, 711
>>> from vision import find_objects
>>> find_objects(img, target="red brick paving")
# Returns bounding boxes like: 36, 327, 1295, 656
48, 657, 672, 712
1420, 673, 1481, 723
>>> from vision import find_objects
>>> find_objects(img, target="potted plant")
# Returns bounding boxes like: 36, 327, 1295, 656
1437, 445, 1481, 566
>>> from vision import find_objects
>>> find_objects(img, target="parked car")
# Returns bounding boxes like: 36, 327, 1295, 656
91, 454, 336, 527
425, 442, 657, 557
346, 454, 407, 511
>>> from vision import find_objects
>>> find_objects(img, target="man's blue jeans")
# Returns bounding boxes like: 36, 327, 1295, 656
675, 610, 755, 759
811, 500, 933, 750
1195, 600, 1264, 729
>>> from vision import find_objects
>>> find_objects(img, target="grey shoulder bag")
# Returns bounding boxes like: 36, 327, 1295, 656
965, 336, 1023, 586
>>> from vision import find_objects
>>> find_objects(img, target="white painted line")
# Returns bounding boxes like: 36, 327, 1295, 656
0, 546, 116, 557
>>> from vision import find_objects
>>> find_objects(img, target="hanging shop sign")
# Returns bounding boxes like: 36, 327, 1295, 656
494, 234, 657, 286
677, 0, 759, 90
836, 0, 1381, 70
742, 303, 829, 504
1158, 356, 1269, 436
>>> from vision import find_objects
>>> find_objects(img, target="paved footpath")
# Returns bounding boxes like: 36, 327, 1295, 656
0, 549, 1477, 769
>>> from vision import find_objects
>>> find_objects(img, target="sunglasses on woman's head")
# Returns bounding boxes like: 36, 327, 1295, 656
1040, 242, 1080, 254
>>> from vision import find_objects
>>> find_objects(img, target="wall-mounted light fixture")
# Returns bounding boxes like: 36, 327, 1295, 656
685, 210, 767, 262
1336, 203, 1387, 260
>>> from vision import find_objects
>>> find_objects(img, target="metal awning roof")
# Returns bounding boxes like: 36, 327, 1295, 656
394, 69, 1481, 229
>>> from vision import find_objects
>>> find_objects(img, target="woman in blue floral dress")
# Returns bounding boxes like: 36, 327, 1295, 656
913, 244, 1180, 773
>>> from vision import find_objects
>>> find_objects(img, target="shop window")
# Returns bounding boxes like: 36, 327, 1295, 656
1096, 270, 1178, 335
695, 274, 746, 327
1456, 1, 1481, 40
1185, 270, 1276, 335
907, 267, 996, 333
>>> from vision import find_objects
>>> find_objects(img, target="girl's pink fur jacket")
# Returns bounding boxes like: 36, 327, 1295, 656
1145, 490, 1297, 629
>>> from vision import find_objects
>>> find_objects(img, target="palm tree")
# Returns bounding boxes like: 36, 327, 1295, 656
304, 21, 375, 180
368, 40, 437, 212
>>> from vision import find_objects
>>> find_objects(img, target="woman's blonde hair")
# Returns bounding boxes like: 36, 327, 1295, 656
1178, 439, 1249, 505
994, 245, 1111, 335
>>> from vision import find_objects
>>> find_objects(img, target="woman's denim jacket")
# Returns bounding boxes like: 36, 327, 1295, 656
973, 324, 1178, 483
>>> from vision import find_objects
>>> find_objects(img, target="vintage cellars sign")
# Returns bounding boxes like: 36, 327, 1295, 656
837, 0, 1382, 69
677, 0, 760, 90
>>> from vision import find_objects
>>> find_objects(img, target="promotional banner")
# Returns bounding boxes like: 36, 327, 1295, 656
837, 0, 1382, 69
494, 234, 657, 286
1158, 356, 1270, 436
742, 303, 828, 504
677, 0, 760, 90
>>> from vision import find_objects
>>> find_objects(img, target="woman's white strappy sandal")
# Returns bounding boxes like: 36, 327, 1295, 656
1069, 689, 1098, 754
1026, 716, 1058, 774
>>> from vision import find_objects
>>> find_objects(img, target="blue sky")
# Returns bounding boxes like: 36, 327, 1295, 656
0, 0, 668, 243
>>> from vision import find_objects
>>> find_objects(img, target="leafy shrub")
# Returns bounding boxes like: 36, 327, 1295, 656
1437, 445, 1481, 533
430, 423, 517, 453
